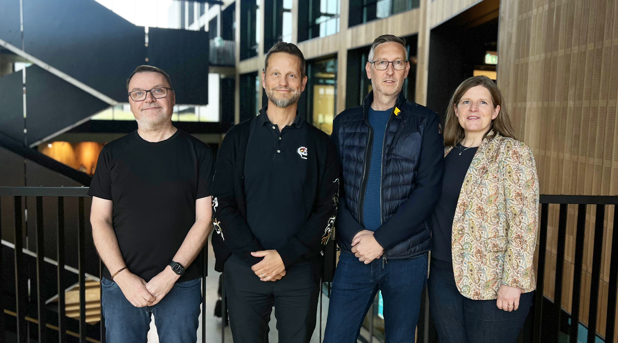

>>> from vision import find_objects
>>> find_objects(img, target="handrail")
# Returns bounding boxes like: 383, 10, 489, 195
0, 187, 89, 197
540, 195, 618, 205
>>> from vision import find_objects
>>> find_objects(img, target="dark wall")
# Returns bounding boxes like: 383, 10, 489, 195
0, 70, 25, 143
25, 65, 110, 145
426, 12, 499, 122
427, 29, 465, 122
148, 28, 210, 105
19, 0, 145, 102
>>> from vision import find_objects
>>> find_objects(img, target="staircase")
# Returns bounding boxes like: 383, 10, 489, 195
63, 280, 102, 325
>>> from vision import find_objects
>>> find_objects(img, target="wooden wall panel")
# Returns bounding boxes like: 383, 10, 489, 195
503, 2, 618, 337
429, 0, 482, 28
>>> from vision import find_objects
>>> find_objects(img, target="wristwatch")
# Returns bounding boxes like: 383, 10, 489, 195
169, 261, 185, 276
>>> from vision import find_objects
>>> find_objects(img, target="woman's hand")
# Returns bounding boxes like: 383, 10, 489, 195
496, 285, 522, 312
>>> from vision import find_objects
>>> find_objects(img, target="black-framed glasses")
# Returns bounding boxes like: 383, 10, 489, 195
128, 87, 173, 101
369, 60, 407, 71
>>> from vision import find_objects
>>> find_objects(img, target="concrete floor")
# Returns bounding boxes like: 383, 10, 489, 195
146, 239, 331, 343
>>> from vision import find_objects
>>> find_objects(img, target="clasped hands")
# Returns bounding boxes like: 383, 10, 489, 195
351, 230, 384, 264
251, 250, 286, 282
115, 266, 180, 308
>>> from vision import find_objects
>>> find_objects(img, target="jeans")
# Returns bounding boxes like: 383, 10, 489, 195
428, 259, 533, 343
324, 251, 428, 343
101, 277, 202, 343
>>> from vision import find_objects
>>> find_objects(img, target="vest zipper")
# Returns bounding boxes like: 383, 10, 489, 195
379, 109, 395, 226
358, 124, 373, 225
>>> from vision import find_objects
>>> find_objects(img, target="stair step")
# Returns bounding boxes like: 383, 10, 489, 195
65, 303, 101, 312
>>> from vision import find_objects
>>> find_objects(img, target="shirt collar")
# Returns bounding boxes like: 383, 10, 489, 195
257, 106, 305, 128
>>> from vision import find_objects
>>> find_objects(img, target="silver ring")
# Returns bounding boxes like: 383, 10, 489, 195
260, 274, 265, 277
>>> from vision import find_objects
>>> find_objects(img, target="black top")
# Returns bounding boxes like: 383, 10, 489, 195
88, 130, 214, 282
210, 111, 341, 272
244, 112, 309, 251
431, 144, 477, 263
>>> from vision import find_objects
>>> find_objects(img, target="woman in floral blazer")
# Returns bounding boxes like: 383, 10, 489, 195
428, 76, 539, 343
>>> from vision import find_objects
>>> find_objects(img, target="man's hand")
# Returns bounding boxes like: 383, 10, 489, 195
114, 271, 155, 308
269, 270, 287, 282
496, 285, 522, 312
145, 266, 181, 306
251, 250, 286, 282
351, 230, 384, 264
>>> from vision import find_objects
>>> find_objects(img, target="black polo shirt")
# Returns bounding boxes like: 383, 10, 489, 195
244, 109, 309, 251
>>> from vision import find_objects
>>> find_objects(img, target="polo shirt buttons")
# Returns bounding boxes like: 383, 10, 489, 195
279, 137, 282, 140
277, 150, 281, 153
272, 126, 276, 129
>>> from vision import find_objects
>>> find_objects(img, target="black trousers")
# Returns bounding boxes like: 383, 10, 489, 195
224, 255, 322, 343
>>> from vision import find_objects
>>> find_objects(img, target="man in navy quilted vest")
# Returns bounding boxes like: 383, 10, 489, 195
324, 34, 444, 343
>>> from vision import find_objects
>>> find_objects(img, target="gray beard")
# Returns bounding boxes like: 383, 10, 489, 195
266, 88, 301, 108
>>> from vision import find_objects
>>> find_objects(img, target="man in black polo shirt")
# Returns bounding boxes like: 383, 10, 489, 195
211, 42, 341, 343
89, 65, 214, 342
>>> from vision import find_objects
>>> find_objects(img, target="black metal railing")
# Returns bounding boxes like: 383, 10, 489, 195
532, 195, 618, 343
0, 187, 209, 343
2, 188, 616, 343
351, 195, 618, 343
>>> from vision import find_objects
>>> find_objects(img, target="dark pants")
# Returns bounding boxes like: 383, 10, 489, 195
324, 251, 428, 343
428, 259, 533, 343
224, 255, 321, 343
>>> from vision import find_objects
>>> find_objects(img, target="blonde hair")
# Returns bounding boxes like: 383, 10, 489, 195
443, 76, 517, 147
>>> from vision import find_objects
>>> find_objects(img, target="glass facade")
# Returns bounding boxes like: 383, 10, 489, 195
349, 0, 419, 27
240, 0, 260, 60
264, 0, 293, 52
298, 0, 340, 42
305, 57, 337, 135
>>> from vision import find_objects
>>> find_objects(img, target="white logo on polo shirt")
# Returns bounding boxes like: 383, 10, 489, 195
297, 147, 308, 160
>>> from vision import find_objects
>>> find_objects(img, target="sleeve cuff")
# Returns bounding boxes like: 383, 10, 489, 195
277, 238, 308, 268
372, 230, 390, 251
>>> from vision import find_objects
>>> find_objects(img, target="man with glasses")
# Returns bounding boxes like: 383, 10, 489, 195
324, 35, 444, 342
89, 65, 214, 342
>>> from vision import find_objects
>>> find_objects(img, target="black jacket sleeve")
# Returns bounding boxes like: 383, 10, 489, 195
211, 126, 264, 266
329, 115, 365, 248
276, 136, 342, 268
373, 112, 444, 250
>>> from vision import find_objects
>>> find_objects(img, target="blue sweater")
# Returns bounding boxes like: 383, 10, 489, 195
362, 108, 392, 231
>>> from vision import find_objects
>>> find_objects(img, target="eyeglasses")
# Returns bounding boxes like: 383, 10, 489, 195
128, 87, 172, 101
369, 60, 407, 71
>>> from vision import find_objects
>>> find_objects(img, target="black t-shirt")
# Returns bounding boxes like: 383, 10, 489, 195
88, 129, 214, 282
431, 144, 477, 263
244, 112, 308, 251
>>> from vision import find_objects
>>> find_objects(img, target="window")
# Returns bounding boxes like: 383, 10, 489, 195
349, 0, 419, 27
298, 0, 340, 42
240, 0, 260, 60
305, 57, 337, 135
240, 72, 260, 122
264, 0, 292, 52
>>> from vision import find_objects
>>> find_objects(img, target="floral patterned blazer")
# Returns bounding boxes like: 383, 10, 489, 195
446, 132, 539, 300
